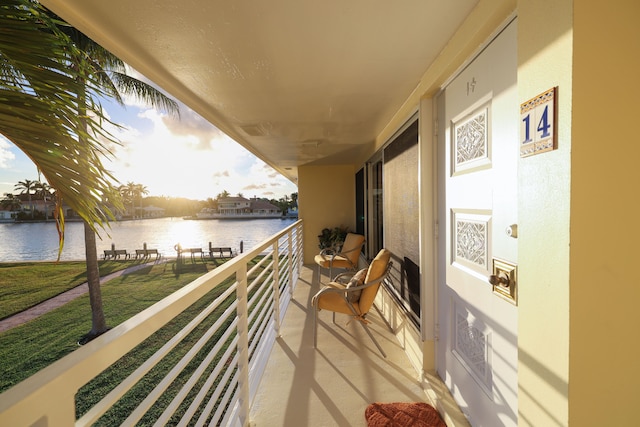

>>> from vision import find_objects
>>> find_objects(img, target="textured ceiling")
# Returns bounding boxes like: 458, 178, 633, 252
40, 0, 478, 183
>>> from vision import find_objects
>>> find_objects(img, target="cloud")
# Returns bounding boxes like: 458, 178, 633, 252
0, 136, 16, 169
90, 68, 298, 201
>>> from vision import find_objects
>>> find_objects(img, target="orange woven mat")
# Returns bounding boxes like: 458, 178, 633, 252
365, 402, 446, 427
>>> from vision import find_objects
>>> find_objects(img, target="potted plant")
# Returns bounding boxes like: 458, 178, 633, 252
317, 226, 349, 251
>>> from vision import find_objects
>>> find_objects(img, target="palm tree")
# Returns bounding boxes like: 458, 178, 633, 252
57, 22, 179, 341
34, 181, 53, 219
14, 179, 38, 218
216, 190, 231, 200
2, 1, 179, 341
133, 184, 149, 218
1, 0, 122, 233
120, 181, 137, 217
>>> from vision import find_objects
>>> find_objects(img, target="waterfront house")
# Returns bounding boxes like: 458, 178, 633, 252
1, 1, 638, 426
247, 198, 280, 216
137, 205, 166, 219
218, 197, 251, 215
203, 196, 281, 218
0, 208, 18, 222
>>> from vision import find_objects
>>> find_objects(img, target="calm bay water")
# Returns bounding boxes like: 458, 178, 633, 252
0, 217, 298, 262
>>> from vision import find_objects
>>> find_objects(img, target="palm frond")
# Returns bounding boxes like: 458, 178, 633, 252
0, 0, 122, 238
109, 71, 180, 118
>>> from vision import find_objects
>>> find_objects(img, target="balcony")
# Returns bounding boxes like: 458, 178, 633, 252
0, 220, 463, 426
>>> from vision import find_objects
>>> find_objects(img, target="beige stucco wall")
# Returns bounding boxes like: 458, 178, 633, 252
570, 2, 640, 425
517, 1, 573, 425
298, 165, 356, 264
301, 2, 640, 425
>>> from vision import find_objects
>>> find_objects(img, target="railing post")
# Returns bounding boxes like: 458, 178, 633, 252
288, 231, 294, 298
298, 222, 304, 272
272, 240, 281, 335
236, 265, 250, 427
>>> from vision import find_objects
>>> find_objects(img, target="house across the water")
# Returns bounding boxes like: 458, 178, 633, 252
195, 197, 282, 219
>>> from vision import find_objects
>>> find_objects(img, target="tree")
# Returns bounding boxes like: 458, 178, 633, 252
57, 23, 178, 342
1, 0, 123, 236
14, 179, 36, 218
119, 181, 137, 217
1, 1, 178, 342
34, 181, 53, 219
133, 183, 149, 218
216, 190, 230, 200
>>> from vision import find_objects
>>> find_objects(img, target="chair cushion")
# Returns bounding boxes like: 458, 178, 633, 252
314, 254, 351, 269
316, 291, 360, 315
359, 249, 391, 313
341, 233, 366, 264
346, 268, 367, 302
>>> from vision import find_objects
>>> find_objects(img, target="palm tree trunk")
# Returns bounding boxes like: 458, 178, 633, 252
77, 78, 108, 340
84, 220, 107, 337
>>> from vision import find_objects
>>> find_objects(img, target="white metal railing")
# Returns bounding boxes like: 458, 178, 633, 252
0, 220, 303, 426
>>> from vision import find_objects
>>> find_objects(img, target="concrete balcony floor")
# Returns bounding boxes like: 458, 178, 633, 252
250, 265, 464, 426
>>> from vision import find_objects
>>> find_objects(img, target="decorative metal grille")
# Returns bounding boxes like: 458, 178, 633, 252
455, 219, 487, 268
455, 312, 487, 378
455, 109, 487, 166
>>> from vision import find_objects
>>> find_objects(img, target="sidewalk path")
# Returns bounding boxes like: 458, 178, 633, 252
0, 260, 168, 334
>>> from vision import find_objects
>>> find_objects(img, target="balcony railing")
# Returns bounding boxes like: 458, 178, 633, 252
0, 220, 304, 426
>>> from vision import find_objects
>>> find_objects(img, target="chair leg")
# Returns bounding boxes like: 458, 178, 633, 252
313, 308, 318, 349
360, 322, 387, 358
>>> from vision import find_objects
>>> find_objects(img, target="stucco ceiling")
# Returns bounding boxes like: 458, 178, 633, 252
40, 0, 478, 184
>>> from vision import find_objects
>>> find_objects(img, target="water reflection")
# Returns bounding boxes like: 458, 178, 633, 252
0, 217, 297, 262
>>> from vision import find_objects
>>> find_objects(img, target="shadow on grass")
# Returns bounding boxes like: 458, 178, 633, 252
172, 261, 209, 277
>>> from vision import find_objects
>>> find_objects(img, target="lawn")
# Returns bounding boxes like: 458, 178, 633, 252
0, 257, 266, 425
0, 260, 223, 392
0, 260, 143, 319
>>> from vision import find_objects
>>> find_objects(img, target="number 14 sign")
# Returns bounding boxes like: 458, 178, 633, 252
520, 87, 557, 157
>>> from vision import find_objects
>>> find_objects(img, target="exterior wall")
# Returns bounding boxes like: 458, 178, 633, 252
291, 2, 640, 425
570, 2, 640, 425
298, 165, 356, 264
517, 1, 573, 425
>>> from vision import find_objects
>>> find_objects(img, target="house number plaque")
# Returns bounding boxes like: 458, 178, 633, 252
520, 87, 557, 157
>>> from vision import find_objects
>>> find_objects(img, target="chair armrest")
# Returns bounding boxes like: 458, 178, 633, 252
317, 275, 383, 298
333, 271, 357, 284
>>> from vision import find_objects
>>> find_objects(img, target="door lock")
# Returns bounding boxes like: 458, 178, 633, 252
489, 258, 518, 305
489, 271, 511, 287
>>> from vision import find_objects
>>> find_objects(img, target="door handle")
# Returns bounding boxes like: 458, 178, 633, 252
489, 271, 510, 287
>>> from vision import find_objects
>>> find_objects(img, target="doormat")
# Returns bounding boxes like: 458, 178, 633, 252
365, 402, 446, 427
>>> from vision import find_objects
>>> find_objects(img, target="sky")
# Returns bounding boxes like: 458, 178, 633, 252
0, 71, 298, 202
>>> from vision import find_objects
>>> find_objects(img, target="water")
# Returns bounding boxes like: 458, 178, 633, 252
0, 217, 298, 262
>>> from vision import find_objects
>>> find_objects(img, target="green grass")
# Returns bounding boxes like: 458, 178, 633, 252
0, 257, 269, 425
0, 260, 220, 392
0, 260, 143, 319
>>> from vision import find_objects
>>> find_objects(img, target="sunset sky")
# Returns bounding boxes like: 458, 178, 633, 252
0, 70, 298, 202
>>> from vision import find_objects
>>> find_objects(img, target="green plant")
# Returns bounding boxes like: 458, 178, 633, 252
317, 226, 349, 250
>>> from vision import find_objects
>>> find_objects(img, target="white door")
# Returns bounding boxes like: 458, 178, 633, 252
436, 20, 519, 426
